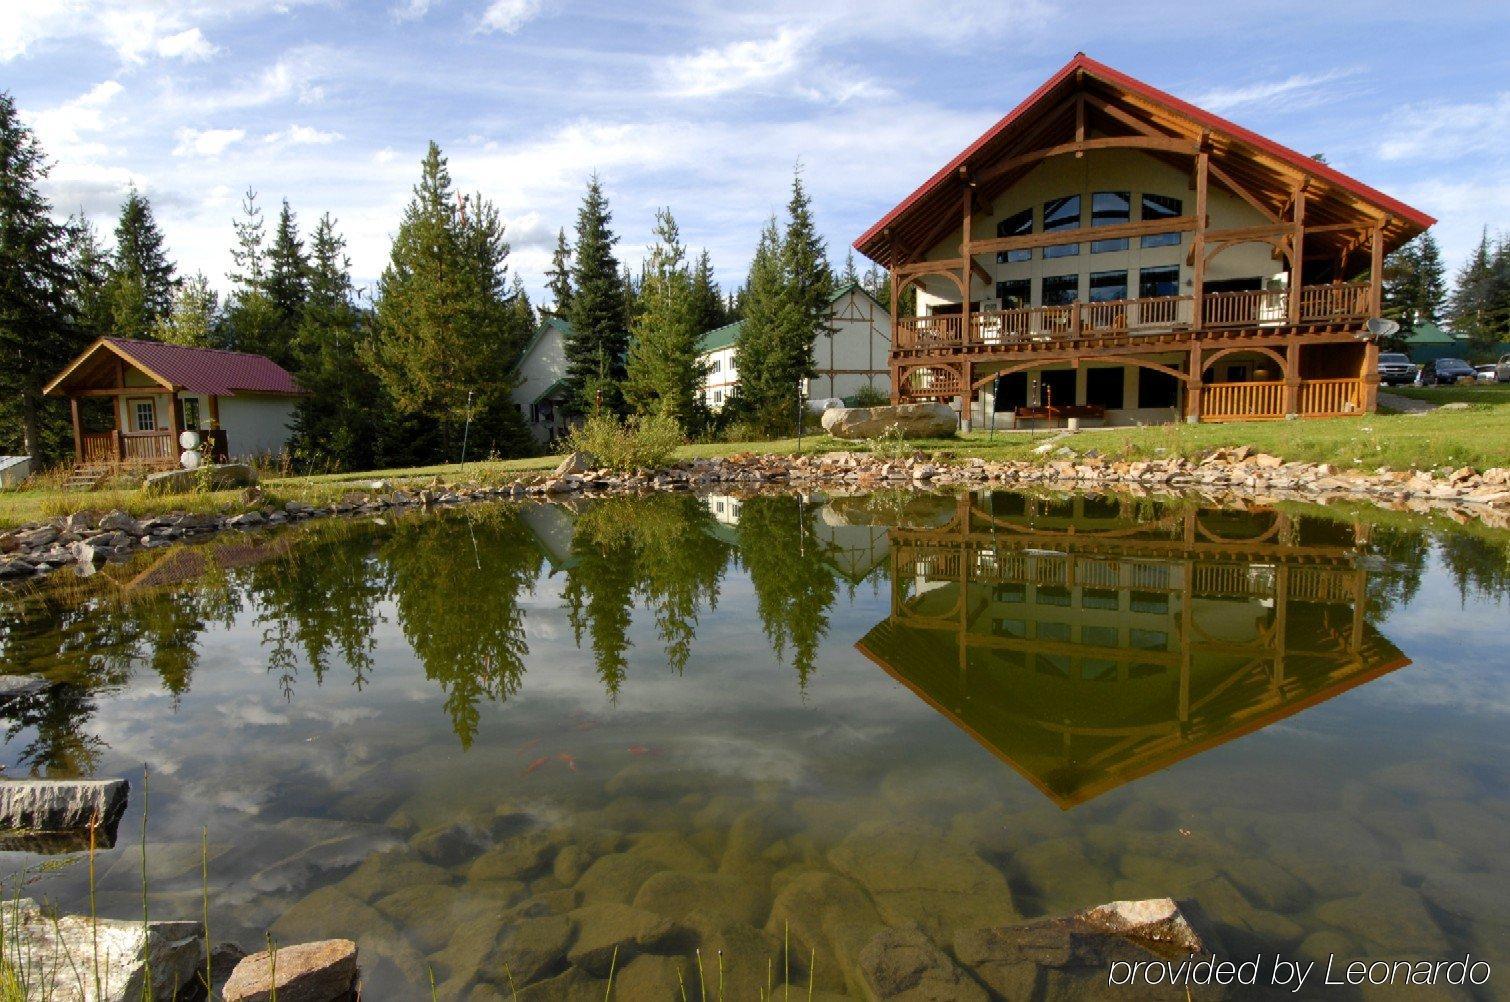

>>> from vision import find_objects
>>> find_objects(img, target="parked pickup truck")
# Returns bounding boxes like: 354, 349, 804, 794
1377, 353, 1415, 386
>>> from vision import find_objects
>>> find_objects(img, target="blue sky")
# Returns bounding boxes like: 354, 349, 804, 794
5, 0, 1507, 303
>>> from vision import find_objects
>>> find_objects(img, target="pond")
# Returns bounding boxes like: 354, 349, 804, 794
0, 490, 1506, 998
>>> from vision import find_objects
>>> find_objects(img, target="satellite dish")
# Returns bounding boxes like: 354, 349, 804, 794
179, 430, 201, 450
1366, 318, 1400, 340
180, 449, 202, 470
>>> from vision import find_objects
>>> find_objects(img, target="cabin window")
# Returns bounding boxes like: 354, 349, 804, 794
183, 398, 201, 429
1138, 367, 1181, 408
713, 390, 723, 404
1085, 366, 1125, 409
709, 358, 720, 374
993, 371, 1029, 410
1089, 270, 1128, 302
1090, 192, 1130, 252
1140, 194, 1182, 247
131, 399, 156, 432
1040, 368, 1076, 407
994, 208, 1033, 263
1042, 195, 1080, 258
994, 279, 1030, 310
1041, 274, 1079, 306
1139, 265, 1181, 298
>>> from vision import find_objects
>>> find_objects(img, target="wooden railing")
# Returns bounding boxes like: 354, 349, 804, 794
78, 429, 178, 466
1200, 381, 1285, 421
1299, 378, 1362, 416
80, 431, 119, 463
903, 283, 1368, 352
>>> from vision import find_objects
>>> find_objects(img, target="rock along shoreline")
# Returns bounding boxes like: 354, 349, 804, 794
3, 448, 1508, 584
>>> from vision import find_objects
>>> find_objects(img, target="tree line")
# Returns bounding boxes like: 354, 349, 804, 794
2, 88, 886, 470
1383, 229, 1510, 352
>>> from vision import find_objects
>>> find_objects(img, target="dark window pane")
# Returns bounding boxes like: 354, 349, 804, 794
995, 279, 1030, 309
1092, 191, 1130, 226
1083, 588, 1120, 610
1139, 266, 1181, 298
1082, 625, 1118, 647
1082, 659, 1118, 681
1040, 368, 1076, 407
1041, 274, 1079, 306
1141, 232, 1181, 248
993, 371, 1029, 410
1043, 243, 1079, 258
1091, 237, 1129, 253
995, 208, 1034, 264
1138, 367, 1180, 408
1130, 590, 1169, 614
997, 248, 1033, 263
1140, 194, 1182, 248
1043, 195, 1081, 231
1086, 366, 1125, 408
1089, 270, 1128, 302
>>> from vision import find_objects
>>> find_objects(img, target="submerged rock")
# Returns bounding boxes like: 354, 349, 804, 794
0, 777, 129, 844
857, 926, 988, 1001
222, 938, 358, 1002
0, 898, 202, 1002
566, 901, 683, 976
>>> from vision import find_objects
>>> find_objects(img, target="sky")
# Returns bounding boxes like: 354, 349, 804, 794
4, 0, 1508, 304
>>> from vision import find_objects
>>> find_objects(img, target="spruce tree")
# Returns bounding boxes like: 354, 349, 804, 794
63, 214, 112, 341
106, 187, 177, 338
223, 189, 279, 356
264, 199, 310, 367
625, 208, 706, 426
729, 217, 785, 423
840, 250, 859, 285
1447, 230, 1495, 345
0, 92, 75, 461
368, 142, 531, 462
544, 228, 572, 316
689, 249, 725, 335
563, 174, 629, 416
153, 272, 220, 347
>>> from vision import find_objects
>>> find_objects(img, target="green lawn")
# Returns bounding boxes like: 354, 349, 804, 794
3, 401, 1506, 529
1385, 381, 1510, 405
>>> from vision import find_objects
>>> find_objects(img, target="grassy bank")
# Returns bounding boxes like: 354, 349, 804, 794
3, 402, 1506, 529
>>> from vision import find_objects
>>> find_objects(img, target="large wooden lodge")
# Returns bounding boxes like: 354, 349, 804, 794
854, 55, 1435, 426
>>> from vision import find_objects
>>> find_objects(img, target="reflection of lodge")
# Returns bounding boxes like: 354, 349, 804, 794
856, 494, 1409, 808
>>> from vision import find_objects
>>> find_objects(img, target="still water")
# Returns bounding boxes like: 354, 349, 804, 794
0, 490, 1506, 999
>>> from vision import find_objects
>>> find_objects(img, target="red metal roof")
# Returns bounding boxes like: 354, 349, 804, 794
105, 338, 306, 396
854, 53, 1435, 257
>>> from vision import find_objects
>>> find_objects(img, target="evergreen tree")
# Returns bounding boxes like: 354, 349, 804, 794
625, 208, 706, 426
223, 189, 279, 355
0, 92, 75, 461
689, 249, 725, 335
840, 249, 859, 285
544, 228, 573, 316
729, 217, 786, 423
1447, 229, 1498, 348
264, 199, 310, 367
62, 214, 112, 341
367, 142, 531, 463
288, 214, 385, 470
563, 174, 629, 416
105, 187, 177, 338
153, 272, 220, 347
1382, 232, 1447, 342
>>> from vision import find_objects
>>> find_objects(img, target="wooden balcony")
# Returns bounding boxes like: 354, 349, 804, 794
893, 282, 1371, 352
1201, 377, 1362, 422
79, 429, 228, 468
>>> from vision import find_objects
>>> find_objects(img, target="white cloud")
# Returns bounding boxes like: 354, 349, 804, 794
23, 80, 124, 150
661, 26, 813, 99
478, 0, 542, 34
1194, 68, 1359, 114
1376, 93, 1510, 162
155, 27, 218, 62
173, 126, 246, 157
374, 147, 398, 165
263, 124, 343, 147
392, 0, 435, 21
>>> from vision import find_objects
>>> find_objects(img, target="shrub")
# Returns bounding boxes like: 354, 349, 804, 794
850, 384, 890, 408
564, 412, 684, 472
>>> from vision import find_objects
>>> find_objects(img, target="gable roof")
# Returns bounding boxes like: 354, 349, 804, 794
1403, 321, 1456, 345
519, 314, 572, 364
698, 319, 743, 354
855, 53, 1434, 268
44, 338, 305, 397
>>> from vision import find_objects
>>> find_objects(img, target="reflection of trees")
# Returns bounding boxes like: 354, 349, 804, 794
734, 496, 836, 688
383, 508, 542, 748
1364, 524, 1429, 616
563, 495, 729, 696
1436, 531, 1510, 606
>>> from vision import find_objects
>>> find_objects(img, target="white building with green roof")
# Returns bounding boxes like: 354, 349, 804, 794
511, 314, 575, 446
697, 282, 893, 410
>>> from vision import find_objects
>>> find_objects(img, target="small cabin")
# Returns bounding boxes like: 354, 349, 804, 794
511, 316, 575, 447
44, 338, 307, 468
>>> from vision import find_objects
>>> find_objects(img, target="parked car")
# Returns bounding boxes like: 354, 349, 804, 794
1377, 352, 1415, 386
1498, 353, 1510, 382
1423, 358, 1478, 385
1476, 364, 1498, 382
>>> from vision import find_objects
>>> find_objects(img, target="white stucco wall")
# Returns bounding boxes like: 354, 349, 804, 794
216, 394, 299, 459
702, 347, 738, 408
512, 322, 572, 444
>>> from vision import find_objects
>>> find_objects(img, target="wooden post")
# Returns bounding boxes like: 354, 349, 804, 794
1287, 185, 1306, 323
889, 245, 902, 404
1361, 341, 1380, 414
1368, 226, 1383, 315
168, 392, 182, 465
69, 397, 83, 463
1190, 150, 1209, 330
961, 360, 974, 433
1284, 341, 1301, 416
208, 394, 220, 429
1186, 345, 1203, 423
959, 172, 973, 427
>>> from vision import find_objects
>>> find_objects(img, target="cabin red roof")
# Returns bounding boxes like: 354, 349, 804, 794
854, 53, 1434, 264
98, 339, 305, 396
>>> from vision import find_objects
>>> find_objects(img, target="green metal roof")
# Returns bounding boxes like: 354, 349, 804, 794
518, 314, 572, 365
697, 319, 743, 354
1403, 320, 1456, 345
531, 377, 570, 406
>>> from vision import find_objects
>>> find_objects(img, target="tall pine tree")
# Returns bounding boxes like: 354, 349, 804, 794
63, 214, 112, 341
0, 92, 76, 461
264, 199, 310, 367
730, 217, 786, 424
625, 208, 706, 427
563, 175, 629, 416
105, 187, 177, 339
153, 272, 220, 347
223, 189, 279, 356
544, 228, 572, 317
689, 249, 725, 335
1447, 229, 1498, 348
367, 142, 531, 462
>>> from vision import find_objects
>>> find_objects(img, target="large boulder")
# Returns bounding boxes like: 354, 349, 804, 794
143, 463, 257, 496
0, 778, 129, 850
0, 898, 203, 1002
223, 938, 359, 1002
821, 403, 956, 440
857, 926, 988, 1001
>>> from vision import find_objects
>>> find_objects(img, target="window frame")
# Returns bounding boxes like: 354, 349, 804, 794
129, 398, 156, 433
1088, 269, 1129, 303
1040, 274, 1080, 307
1138, 265, 1181, 299
994, 207, 1033, 264
1140, 193, 1183, 248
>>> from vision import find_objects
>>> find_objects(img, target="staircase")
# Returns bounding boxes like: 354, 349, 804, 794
63, 465, 112, 492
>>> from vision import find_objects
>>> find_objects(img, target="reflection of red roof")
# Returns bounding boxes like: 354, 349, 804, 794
104, 338, 305, 396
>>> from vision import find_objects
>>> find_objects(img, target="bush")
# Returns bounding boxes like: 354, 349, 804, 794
850, 384, 890, 408
564, 412, 684, 472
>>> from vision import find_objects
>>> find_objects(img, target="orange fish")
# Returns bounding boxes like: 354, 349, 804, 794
556, 752, 578, 772
627, 744, 662, 758
516, 737, 541, 756
523, 756, 549, 775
